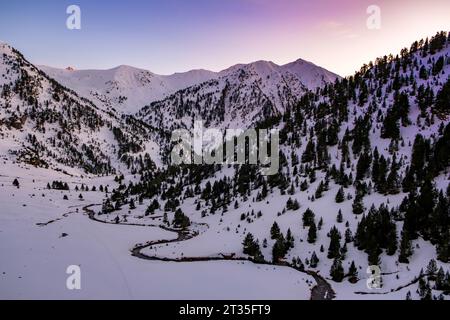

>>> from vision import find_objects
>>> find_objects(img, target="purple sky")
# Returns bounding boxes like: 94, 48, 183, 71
1, 0, 450, 76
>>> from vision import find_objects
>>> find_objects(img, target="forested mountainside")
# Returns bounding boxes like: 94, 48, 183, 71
96, 32, 449, 299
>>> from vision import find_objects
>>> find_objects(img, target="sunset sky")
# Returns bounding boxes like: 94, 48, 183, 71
1, 0, 450, 76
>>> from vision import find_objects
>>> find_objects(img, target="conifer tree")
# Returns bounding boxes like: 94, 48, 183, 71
336, 209, 343, 223
286, 228, 295, 249
335, 187, 345, 203
399, 228, 413, 263
270, 222, 281, 240
426, 259, 438, 280
348, 261, 358, 282
310, 251, 319, 268
302, 208, 315, 227
352, 194, 365, 215
330, 258, 345, 282
307, 222, 317, 244
345, 228, 353, 243
315, 181, 325, 199
435, 78, 450, 115
328, 226, 342, 259
272, 235, 287, 263
173, 208, 190, 228
435, 267, 446, 290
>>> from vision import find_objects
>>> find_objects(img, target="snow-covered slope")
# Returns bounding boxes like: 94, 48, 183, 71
40, 58, 339, 118
137, 59, 340, 132
0, 43, 159, 175
40, 65, 217, 114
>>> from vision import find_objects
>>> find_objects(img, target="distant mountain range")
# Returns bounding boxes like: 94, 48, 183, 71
40, 58, 339, 115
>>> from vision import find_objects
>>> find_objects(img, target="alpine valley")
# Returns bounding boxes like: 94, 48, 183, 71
0, 31, 449, 300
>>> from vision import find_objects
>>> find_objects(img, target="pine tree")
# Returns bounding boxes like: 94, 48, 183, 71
417, 278, 432, 300
356, 151, 372, 181
286, 228, 295, 249
348, 261, 358, 282
328, 226, 341, 259
310, 251, 319, 268
345, 228, 353, 243
352, 194, 365, 215
381, 108, 400, 140
335, 187, 345, 203
386, 227, 398, 256
318, 217, 323, 230
419, 65, 428, 80
399, 228, 413, 263
336, 209, 343, 223
315, 181, 325, 199
405, 291, 412, 300
243, 233, 256, 255
129, 198, 136, 210
386, 154, 400, 194
426, 259, 438, 280
437, 230, 450, 263
173, 208, 190, 228
102, 199, 114, 214
272, 235, 286, 263
302, 208, 315, 227
302, 140, 316, 163
300, 180, 308, 191
291, 199, 300, 210
435, 77, 450, 114
292, 257, 305, 271
435, 267, 445, 290
368, 243, 381, 266
330, 258, 345, 282
12, 178, 19, 188
242, 233, 264, 261
340, 242, 348, 260
270, 222, 281, 239
418, 178, 437, 240
307, 222, 317, 244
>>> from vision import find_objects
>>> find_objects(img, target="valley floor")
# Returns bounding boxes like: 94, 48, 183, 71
0, 160, 446, 300
0, 162, 313, 300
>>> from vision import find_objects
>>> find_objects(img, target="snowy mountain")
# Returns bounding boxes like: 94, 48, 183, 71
41, 58, 339, 121
137, 58, 340, 132
0, 42, 160, 175
40, 65, 217, 114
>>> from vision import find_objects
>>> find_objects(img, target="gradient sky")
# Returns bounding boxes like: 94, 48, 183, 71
1, 0, 450, 76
